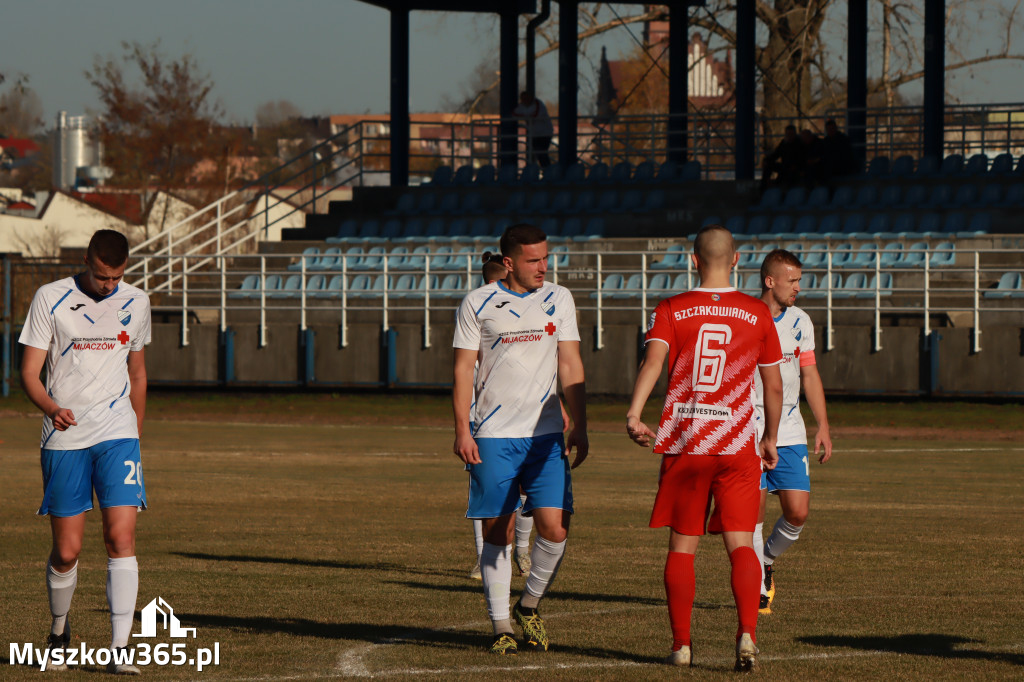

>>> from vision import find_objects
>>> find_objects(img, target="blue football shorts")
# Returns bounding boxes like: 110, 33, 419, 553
763, 444, 811, 493
466, 433, 573, 519
38, 438, 147, 517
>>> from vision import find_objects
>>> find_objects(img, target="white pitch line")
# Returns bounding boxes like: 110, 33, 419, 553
839, 447, 1024, 453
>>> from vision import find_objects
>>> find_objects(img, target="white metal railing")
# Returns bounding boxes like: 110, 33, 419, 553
128, 245, 1024, 350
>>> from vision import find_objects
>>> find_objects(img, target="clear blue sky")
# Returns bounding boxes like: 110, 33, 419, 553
5, 0, 1020, 128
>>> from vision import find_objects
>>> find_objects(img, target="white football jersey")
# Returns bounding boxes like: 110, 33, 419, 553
454, 280, 580, 438
19, 276, 152, 450
755, 305, 816, 447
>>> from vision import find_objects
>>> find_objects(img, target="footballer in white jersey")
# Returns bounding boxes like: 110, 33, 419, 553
19, 230, 151, 669
751, 249, 833, 614
452, 224, 588, 654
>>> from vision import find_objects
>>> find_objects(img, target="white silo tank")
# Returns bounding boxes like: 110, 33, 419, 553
52, 112, 96, 189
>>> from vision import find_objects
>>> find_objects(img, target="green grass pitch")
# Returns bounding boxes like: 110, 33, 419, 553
0, 394, 1022, 680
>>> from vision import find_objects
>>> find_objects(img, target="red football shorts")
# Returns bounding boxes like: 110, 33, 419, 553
650, 452, 760, 535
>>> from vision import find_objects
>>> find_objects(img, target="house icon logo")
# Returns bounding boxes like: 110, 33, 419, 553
133, 597, 197, 639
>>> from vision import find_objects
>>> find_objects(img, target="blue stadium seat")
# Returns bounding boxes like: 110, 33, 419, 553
447, 218, 470, 239
499, 190, 528, 216
950, 185, 979, 208
867, 156, 890, 177
748, 215, 771, 238
857, 273, 893, 298
656, 160, 679, 182
432, 192, 460, 215
848, 243, 878, 268
586, 162, 609, 184
651, 244, 685, 270
757, 187, 784, 211
474, 164, 496, 186
288, 247, 320, 271
830, 243, 854, 267
357, 219, 384, 243
819, 213, 843, 237
348, 274, 372, 297
544, 189, 573, 215
301, 274, 326, 297
975, 184, 1003, 207
357, 274, 390, 298
939, 154, 964, 175
590, 191, 619, 214
842, 214, 868, 237
827, 185, 856, 210
879, 242, 904, 268
307, 246, 341, 271
317, 275, 344, 298
609, 161, 634, 183
803, 272, 842, 298
616, 274, 644, 298
437, 274, 464, 297
547, 245, 569, 269
800, 272, 818, 291
496, 164, 518, 184
452, 165, 475, 185
984, 272, 1023, 299
580, 217, 606, 239
541, 164, 563, 184
914, 156, 940, 177
461, 192, 484, 215
389, 273, 418, 298
570, 190, 597, 213
633, 161, 657, 183
891, 155, 915, 177
443, 246, 476, 271
964, 154, 988, 176
965, 212, 992, 236
892, 213, 917, 237
989, 153, 1014, 175
929, 241, 956, 267
680, 160, 702, 181
867, 214, 892, 238
897, 184, 927, 209
725, 215, 746, 236
396, 245, 430, 270
702, 215, 722, 229
1000, 184, 1024, 206
802, 185, 830, 211
591, 273, 624, 299
643, 189, 666, 211
562, 162, 587, 185
423, 218, 450, 241
261, 275, 284, 298
781, 187, 808, 210
428, 246, 453, 270
874, 185, 902, 210
351, 246, 386, 271
783, 242, 803, 256
620, 189, 644, 212
525, 191, 550, 214
385, 246, 410, 270
378, 219, 403, 241
230, 274, 260, 298
387, 192, 417, 216
671, 272, 691, 291
520, 164, 542, 184
769, 215, 795, 237
468, 218, 492, 238
408, 274, 441, 298
943, 213, 967, 235
649, 273, 673, 295
833, 273, 866, 299
795, 215, 818, 237
1013, 155, 1024, 174
917, 213, 944, 236
896, 242, 928, 268
741, 272, 761, 295
853, 185, 878, 209
429, 166, 453, 186
560, 217, 584, 240
926, 184, 953, 208
802, 243, 828, 268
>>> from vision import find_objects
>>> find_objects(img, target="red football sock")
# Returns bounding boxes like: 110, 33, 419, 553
729, 546, 760, 643
664, 551, 695, 650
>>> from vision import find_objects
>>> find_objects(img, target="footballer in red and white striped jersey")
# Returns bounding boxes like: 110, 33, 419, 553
645, 287, 783, 457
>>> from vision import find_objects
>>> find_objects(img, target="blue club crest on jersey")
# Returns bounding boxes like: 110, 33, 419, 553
117, 310, 131, 326
541, 300, 555, 316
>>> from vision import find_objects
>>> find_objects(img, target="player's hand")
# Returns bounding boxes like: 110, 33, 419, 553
760, 436, 779, 470
626, 416, 656, 448
49, 407, 77, 431
566, 427, 589, 469
815, 425, 833, 463
453, 432, 480, 465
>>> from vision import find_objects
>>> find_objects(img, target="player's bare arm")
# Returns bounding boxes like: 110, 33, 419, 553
20, 346, 77, 430
625, 340, 668, 447
801, 364, 832, 463
557, 340, 589, 469
127, 348, 147, 438
452, 348, 481, 465
759, 363, 783, 470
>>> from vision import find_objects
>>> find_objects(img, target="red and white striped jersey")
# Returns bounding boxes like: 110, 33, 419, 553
645, 287, 782, 456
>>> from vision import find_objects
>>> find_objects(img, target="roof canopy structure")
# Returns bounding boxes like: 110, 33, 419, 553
357, 0, 948, 186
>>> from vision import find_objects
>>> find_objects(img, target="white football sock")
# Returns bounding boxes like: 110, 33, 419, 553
472, 519, 484, 560
764, 518, 803, 564
520, 536, 566, 609
107, 556, 139, 648
480, 542, 513, 634
515, 495, 533, 550
752, 522, 767, 595
47, 561, 78, 636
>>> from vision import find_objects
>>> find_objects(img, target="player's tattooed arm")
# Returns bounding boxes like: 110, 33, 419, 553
20, 346, 77, 430
625, 341, 667, 447
452, 348, 480, 465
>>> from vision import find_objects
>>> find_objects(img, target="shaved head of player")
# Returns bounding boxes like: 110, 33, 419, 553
625, 224, 784, 670
452, 222, 589, 655
18, 228, 151, 673
500, 223, 548, 293
752, 249, 833, 615
691, 225, 739, 279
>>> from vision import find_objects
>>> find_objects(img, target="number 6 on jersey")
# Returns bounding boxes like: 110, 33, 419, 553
693, 323, 732, 392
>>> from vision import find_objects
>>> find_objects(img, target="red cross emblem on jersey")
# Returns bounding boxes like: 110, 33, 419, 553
117, 331, 130, 345
545, 322, 556, 336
